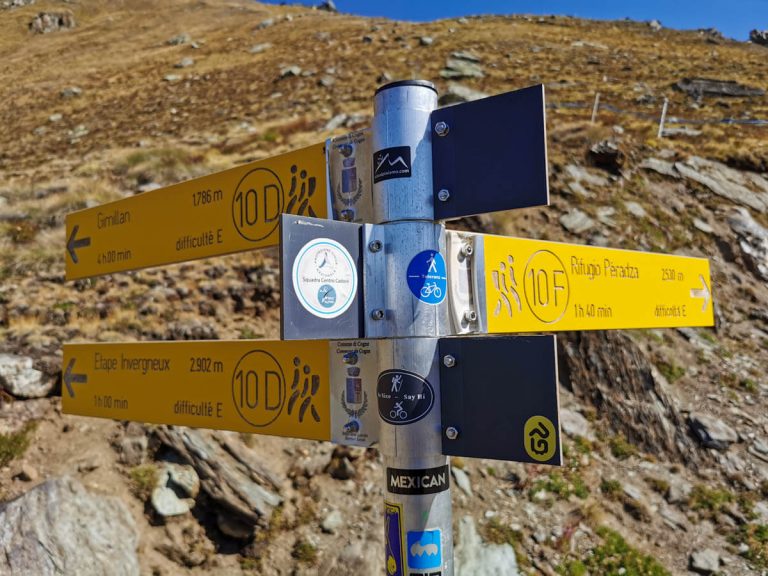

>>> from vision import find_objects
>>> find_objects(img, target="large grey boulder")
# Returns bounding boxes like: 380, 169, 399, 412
0, 476, 139, 576
439, 83, 489, 105
560, 208, 595, 234
440, 56, 484, 79
690, 548, 720, 574
455, 516, 520, 576
0, 354, 52, 398
689, 413, 738, 450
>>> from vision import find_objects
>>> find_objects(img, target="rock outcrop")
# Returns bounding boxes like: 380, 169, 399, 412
728, 207, 768, 281
0, 354, 53, 398
750, 29, 768, 47
154, 427, 282, 537
558, 331, 699, 462
28, 12, 75, 34
455, 516, 520, 576
674, 77, 765, 98
641, 156, 768, 213
0, 476, 139, 575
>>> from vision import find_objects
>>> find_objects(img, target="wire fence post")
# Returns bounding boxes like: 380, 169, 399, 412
590, 92, 600, 124
658, 97, 669, 138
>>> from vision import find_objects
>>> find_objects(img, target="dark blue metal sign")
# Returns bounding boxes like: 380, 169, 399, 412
431, 84, 549, 220
439, 335, 561, 465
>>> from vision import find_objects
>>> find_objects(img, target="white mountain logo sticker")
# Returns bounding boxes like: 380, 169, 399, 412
410, 542, 438, 557
373, 146, 411, 183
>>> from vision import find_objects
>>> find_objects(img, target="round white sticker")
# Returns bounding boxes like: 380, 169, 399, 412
292, 238, 357, 319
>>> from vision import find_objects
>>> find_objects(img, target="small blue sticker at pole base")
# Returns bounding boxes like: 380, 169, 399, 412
407, 250, 447, 305
385, 501, 405, 576
407, 529, 442, 570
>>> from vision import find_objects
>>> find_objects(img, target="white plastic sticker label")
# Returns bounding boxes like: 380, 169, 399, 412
292, 237, 357, 319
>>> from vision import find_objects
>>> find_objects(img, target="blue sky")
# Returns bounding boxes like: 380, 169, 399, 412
263, 1, 768, 40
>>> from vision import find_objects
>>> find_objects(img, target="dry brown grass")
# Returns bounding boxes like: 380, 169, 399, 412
0, 1, 763, 180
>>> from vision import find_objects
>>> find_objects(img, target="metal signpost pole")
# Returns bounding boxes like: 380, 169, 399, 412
371, 81, 453, 576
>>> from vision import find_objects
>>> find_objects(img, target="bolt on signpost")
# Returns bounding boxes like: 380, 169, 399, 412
62, 78, 714, 575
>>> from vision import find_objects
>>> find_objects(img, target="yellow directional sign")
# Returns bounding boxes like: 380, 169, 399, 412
65, 143, 328, 280
63, 340, 330, 441
479, 234, 714, 332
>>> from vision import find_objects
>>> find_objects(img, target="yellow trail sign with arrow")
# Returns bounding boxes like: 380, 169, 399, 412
480, 234, 714, 333
63, 340, 331, 441
65, 143, 327, 280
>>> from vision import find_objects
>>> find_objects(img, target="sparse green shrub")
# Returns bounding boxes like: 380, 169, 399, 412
657, 361, 685, 383
699, 330, 717, 344
262, 130, 279, 143
530, 471, 589, 501
483, 517, 530, 567
687, 484, 733, 516
483, 517, 521, 546
128, 464, 158, 501
609, 434, 637, 460
572, 436, 594, 455
292, 539, 317, 565
686, 484, 757, 522
740, 378, 758, 394
239, 328, 262, 340
239, 557, 261, 572
600, 479, 622, 499
730, 524, 768, 569
0, 421, 36, 468
294, 499, 316, 525
558, 526, 671, 576
644, 476, 670, 495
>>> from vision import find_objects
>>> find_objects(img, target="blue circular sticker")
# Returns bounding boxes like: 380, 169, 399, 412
406, 250, 447, 305
317, 284, 336, 308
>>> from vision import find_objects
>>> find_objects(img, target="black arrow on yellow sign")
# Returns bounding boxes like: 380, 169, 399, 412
66, 225, 91, 264
64, 359, 88, 398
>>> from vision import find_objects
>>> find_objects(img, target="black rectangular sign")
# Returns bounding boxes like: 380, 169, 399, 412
373, 146, 412, 183
439, 335, 561, 465
431, 84, 549, 220
386, 465, 450, 495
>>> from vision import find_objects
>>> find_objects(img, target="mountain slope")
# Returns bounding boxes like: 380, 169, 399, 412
0, 1, 767, 574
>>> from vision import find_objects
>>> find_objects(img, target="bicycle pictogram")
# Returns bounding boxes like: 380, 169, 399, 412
420, 282, 443, 299
389, 401, 408, 421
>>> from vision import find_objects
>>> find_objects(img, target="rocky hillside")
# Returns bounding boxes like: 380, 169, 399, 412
0, 1, 767, 574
